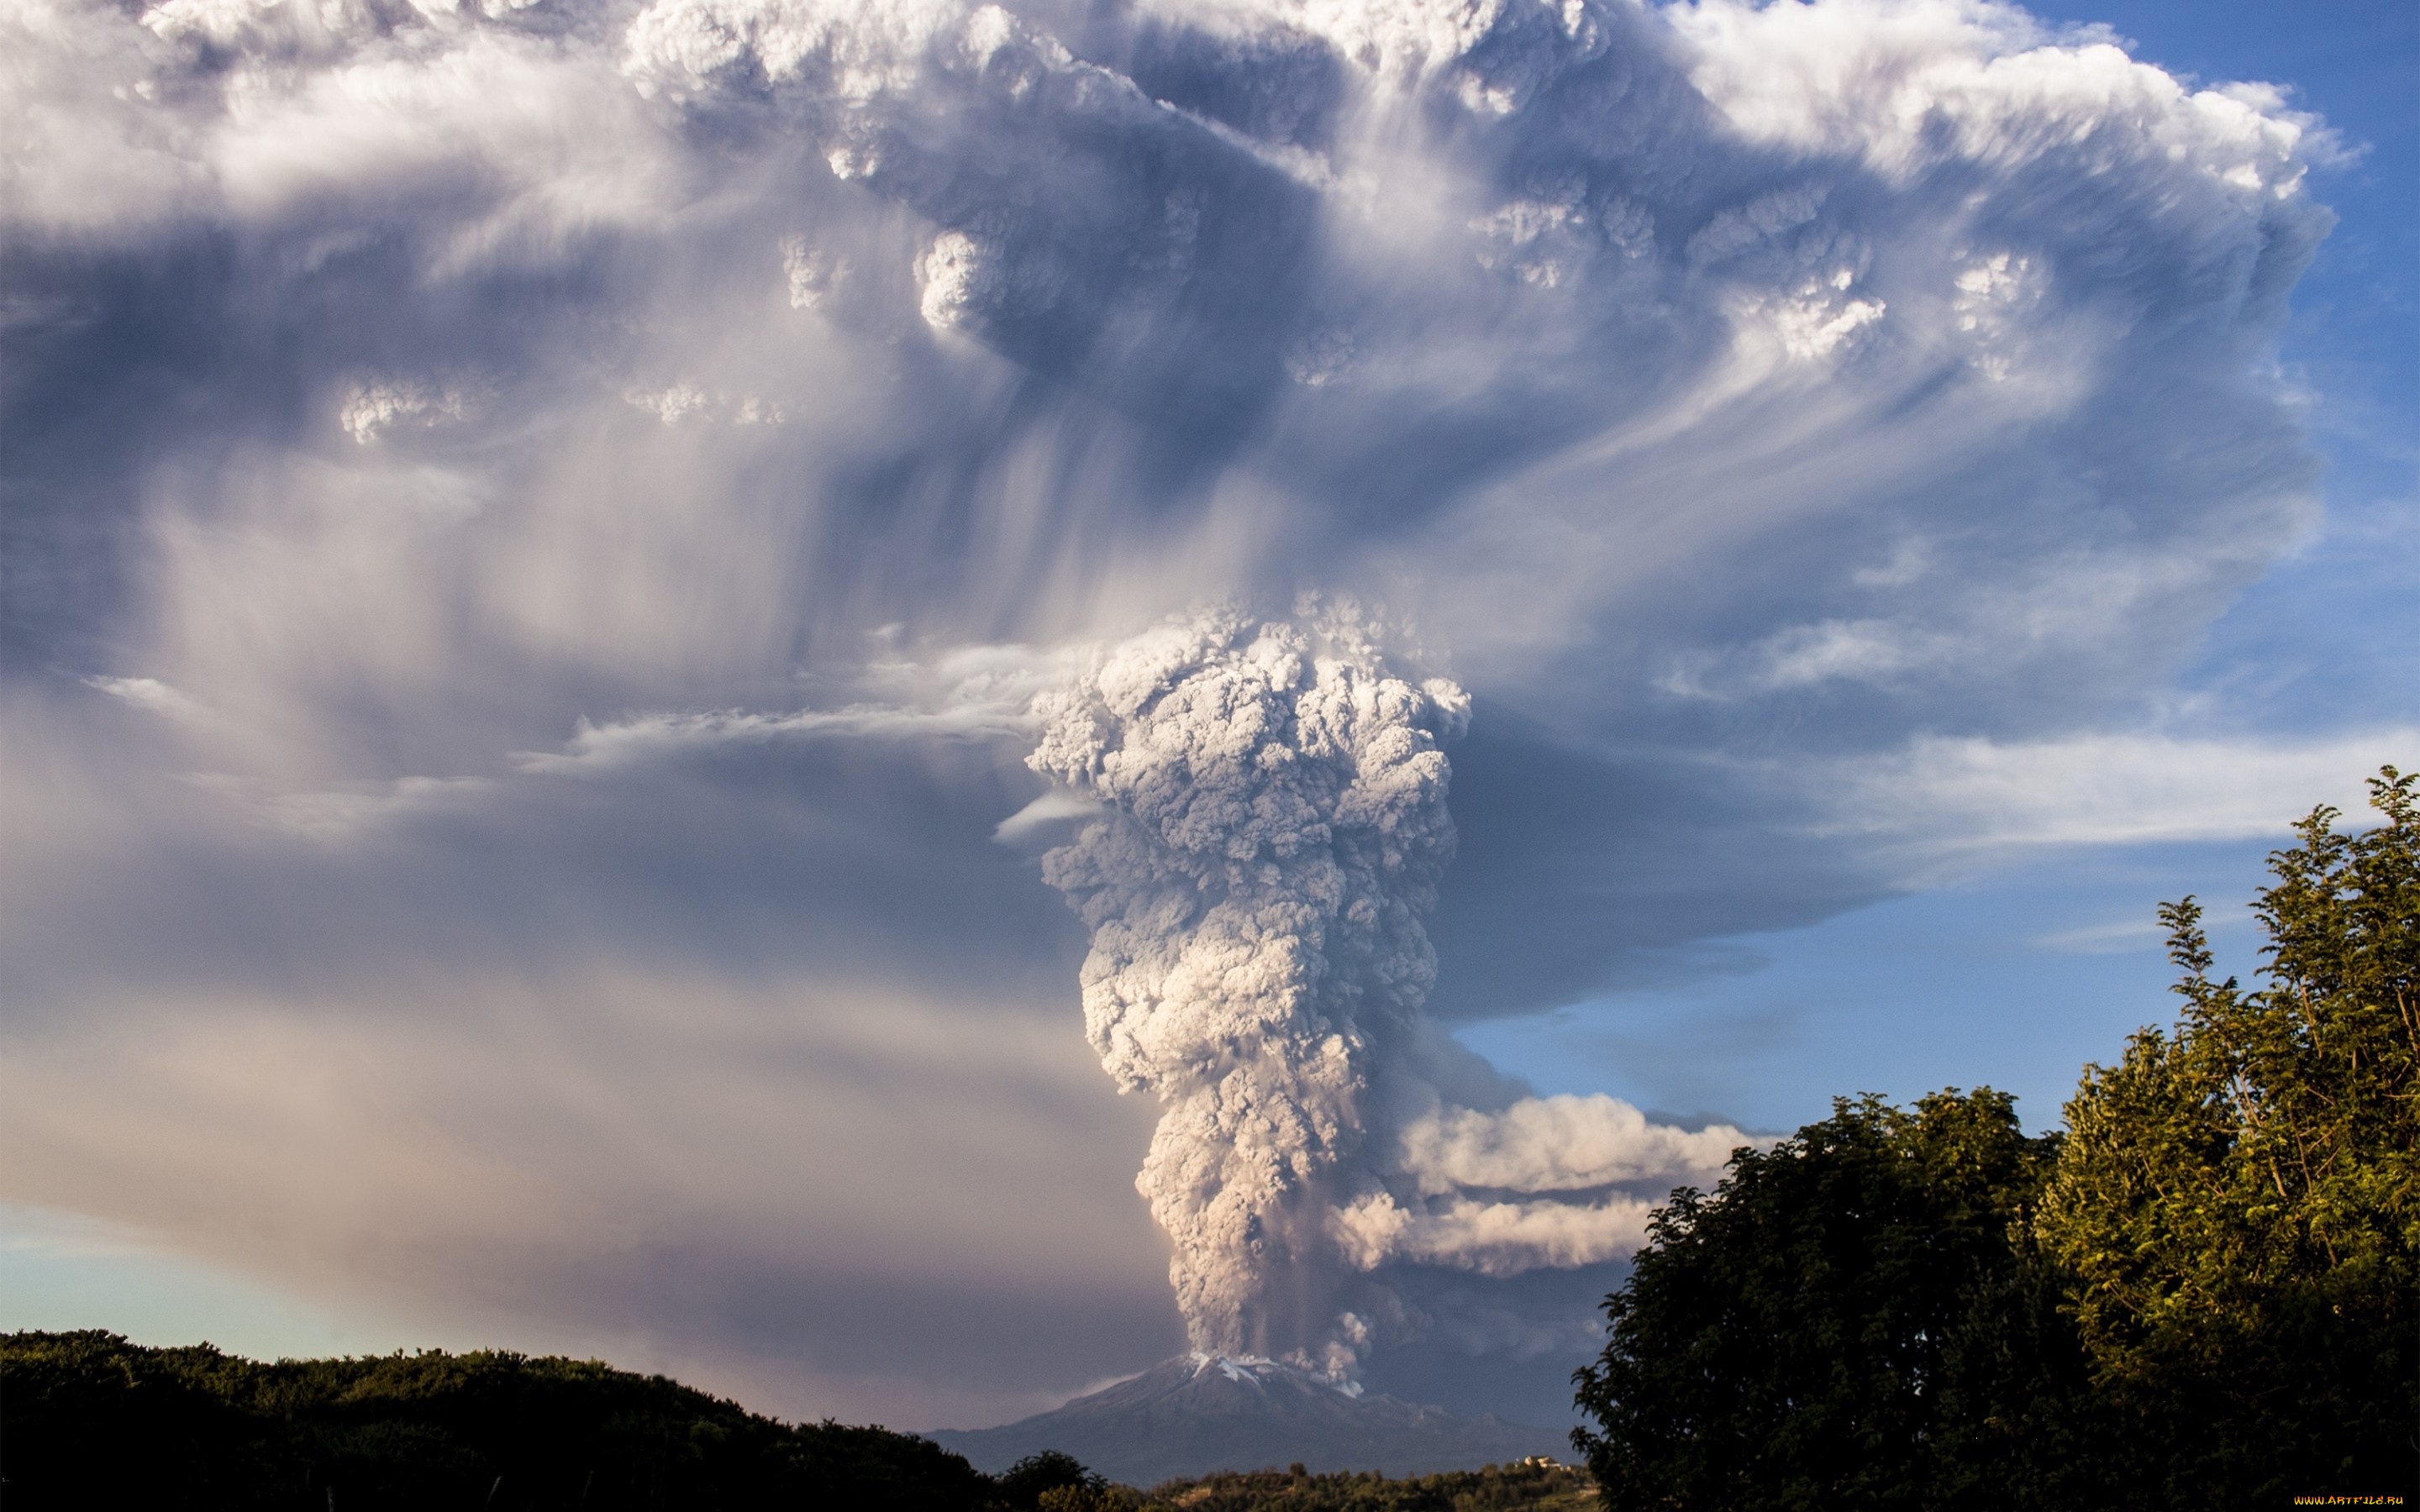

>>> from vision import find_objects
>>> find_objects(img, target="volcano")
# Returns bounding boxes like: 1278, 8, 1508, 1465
927, 1355, 1568, 1485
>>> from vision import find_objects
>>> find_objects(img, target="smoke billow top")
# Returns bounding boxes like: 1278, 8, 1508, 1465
1031, 605, 1744, 1373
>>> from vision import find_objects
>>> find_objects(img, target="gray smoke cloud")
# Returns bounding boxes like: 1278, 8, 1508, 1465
1028, 604, 1465, 1363
1028, 603, 1744, 1374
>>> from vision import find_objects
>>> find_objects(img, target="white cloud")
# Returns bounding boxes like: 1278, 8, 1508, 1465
2033, 917, 2165, 954
1333, 1188, 1660, 1276
1394, 1094, 1750, 1197
513, 645, 1075, 774
341, 378, 474, 442
991, 788, 1104, 843
1, 0, 206, 231
1670, 0, 2324, 195
1826, 729, 2417, 850
186, 774, 497, 841
84, 675, 201, 718
513, 702, 1041, 774
1317, 1092, 1759, 1279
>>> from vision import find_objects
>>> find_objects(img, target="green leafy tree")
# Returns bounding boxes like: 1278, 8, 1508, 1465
1573, 765, 2418, 1510
2038, 766, 2418, 1500
1569, 1089, 2092, 1511
1035, 1486, 1134, 1512
997, 1450, 1107, 1510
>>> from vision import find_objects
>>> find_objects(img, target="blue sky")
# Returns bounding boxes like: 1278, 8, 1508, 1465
1465, 835, 2286, 1131
3, 0, 2413, 1431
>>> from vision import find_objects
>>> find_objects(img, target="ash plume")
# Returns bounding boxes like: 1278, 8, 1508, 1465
1029, 606, 1748, 1373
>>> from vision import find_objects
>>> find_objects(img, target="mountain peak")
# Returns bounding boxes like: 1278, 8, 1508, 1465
1181, 1352, 1360, 1396
928, 1357, 1565, 1485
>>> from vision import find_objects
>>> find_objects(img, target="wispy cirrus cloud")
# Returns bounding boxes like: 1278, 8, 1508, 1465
1825, 729, 2415, 854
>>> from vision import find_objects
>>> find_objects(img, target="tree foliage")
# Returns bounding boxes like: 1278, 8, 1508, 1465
1000, 1450, 1111, 1510
0, 1331, 997, 1511
1573, 766, 2418, 1509
1569, 1089, 2091, 1511
1139, 1460, 1593, 1511
2037, 766, 2418, 1501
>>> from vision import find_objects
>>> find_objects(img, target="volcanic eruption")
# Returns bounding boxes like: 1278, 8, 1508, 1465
1024, 604, 1750, 1387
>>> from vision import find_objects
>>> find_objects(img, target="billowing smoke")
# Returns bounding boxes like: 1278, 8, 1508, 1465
1027, 604, 1463, 1360
1029, 605, 1746, 1373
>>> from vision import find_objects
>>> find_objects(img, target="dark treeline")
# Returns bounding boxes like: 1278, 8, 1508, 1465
1138, 1462, 1593, 1511
1, 1331, 1012, 1510
1574, 768, 2419, 1509
0, 1337, 1588, 1511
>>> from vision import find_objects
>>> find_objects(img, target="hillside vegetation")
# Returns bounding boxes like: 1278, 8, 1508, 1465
0, 1331, 997, 1510
0, 1333, 1589, 1512
1143, 1462, 1593, 1512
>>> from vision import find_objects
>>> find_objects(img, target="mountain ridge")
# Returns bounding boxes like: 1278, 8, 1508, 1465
928, 1354, 1567, 1486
